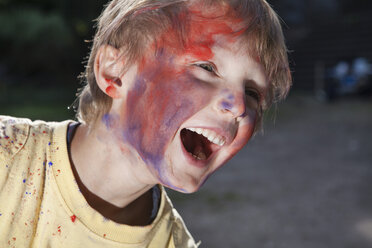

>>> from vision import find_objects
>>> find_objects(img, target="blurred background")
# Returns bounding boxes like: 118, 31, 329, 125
1, 0, 372, 247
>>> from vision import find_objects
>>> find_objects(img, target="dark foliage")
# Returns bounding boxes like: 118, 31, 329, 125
0, 0, 106, 85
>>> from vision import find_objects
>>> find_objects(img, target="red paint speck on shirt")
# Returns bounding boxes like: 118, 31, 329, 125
70, 215, 77, 223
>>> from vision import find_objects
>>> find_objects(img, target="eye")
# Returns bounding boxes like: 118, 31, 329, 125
194, 62, 216, 73
198, 63, 214, 72
245, 88, 261, 102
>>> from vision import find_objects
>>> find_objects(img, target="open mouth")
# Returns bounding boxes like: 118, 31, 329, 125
180, 127, 225, 161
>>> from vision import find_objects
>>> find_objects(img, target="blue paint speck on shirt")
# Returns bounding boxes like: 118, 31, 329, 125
48, 142, 51, 146
48, 162, 53, 167
23, 179, 26, 183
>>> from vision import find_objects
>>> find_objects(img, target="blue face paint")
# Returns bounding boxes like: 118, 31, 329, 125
117, 50, 215, 190
221, 101, 233, 110
102, 113, 120, 129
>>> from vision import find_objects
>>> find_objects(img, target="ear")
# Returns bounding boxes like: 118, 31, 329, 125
94, 45, 125, 99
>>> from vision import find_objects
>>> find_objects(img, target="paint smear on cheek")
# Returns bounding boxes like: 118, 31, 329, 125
122, 55, 215, 183
120, 5, 245, 187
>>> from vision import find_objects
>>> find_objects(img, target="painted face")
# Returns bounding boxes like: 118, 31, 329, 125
105, 9, 268, 193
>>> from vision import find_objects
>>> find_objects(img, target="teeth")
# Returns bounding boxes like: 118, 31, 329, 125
195, 128, 203, 135
186, 127, 225, 146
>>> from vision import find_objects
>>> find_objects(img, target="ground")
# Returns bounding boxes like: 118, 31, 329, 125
169, 94, 372, 248
2, 84, 371, 247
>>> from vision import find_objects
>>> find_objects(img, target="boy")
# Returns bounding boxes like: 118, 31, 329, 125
0, 0, 291, 247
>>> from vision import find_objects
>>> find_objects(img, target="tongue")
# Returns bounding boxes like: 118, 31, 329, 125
193, 144, 207, 160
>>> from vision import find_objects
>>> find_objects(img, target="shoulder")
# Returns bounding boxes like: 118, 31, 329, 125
170, 208, 200, 248
162, 190, 200, 248
0, 115, 56, 161
0, 115, 32, 160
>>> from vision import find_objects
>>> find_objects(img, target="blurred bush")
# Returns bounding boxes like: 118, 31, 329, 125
0, 0, 106, 86
0, 8, 74, 76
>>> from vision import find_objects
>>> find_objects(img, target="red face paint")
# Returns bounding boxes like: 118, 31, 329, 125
122, 51, 217, 188
114, 4, 255, 190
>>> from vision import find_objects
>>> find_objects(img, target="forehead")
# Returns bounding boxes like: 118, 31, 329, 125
148, 2, 247, 60
138, 3, 266, 80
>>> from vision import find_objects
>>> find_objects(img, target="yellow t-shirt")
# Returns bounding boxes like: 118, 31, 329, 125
0, 116, 197, 248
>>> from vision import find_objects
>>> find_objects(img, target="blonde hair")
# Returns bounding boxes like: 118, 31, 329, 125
77, 0, 292, 125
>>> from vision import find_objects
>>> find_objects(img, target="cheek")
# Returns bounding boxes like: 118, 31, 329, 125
120, 63, 215, 171
225, 109, 257, 159
198, 111, 256, 189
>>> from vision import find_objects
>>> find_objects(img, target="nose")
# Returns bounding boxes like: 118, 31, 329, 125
217, 91, 246, 120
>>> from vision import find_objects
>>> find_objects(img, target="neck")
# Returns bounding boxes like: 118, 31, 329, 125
70, 120, 157, 209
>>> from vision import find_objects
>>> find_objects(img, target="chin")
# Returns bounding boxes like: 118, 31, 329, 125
157, 118, 254, 194
162, 175, 205, 194
154, 158, 207, 193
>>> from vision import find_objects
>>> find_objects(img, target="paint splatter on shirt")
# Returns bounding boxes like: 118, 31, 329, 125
0, 115, 197, 247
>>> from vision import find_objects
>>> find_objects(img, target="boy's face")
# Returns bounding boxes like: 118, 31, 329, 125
102, 9, 268, 192
109, 36, 268, 193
